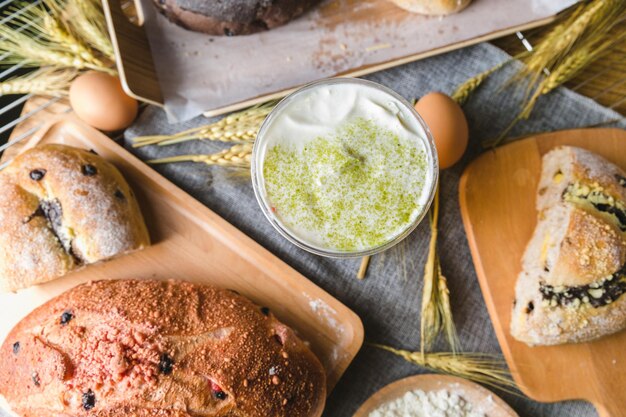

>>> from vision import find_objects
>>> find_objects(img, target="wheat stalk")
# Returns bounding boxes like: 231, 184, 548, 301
540, 38, 621, 97
421, 187, 440, 352
524, 0, 620, 76
518, 0, 625, 101
0, 23, 86, 69
147, 144, 253, 168
484, 28, 625, 148
63, 0, 115, 59
372, 344, 518, 393
460, 0, 626, 148
0, 0, 115, 74
420, 185, 460, 354
42, 14, 107, 70
133, 101, 278, 147
514, 0, 620, 99
451, 58, 514, 105
0, 67, 77, 96
450, 2, 591, 109
435, 262, 460, 354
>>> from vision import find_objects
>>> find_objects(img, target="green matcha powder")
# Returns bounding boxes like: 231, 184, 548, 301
263, 118, 428, 251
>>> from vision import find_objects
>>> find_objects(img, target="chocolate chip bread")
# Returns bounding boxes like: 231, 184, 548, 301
154, 0, 322, 36
0, 145, 150, 293
0, 279, 326, 417
511, 146, 626, 346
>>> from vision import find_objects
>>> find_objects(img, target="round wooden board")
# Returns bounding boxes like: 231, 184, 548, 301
353, 374, 518, 417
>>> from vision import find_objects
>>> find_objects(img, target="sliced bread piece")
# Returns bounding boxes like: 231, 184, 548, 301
523, 202, 626, 288
511, 203, 626, 346
536, 146, 626, 232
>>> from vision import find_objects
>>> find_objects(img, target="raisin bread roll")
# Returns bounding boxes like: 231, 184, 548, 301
154, 0, 322, 36
511, 147, 626, 346
0, 145, 150, 292
0, 279, 326, 417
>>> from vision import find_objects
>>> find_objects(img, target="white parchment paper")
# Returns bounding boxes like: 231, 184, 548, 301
139, 0, 577, 121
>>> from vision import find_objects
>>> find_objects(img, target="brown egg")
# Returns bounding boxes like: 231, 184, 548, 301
69, 71, 138, 131
414, 92, 468, 169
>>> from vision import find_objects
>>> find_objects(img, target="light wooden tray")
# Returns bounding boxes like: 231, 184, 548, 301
102, 0, 566, 117
353, 374, 518, 417
459, 128, 626, 417
0, 115, 364, 398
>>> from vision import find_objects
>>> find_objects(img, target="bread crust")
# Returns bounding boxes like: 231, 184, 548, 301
0, 180, 76, 291
0, 279, 326, 416
0, 145, 150, 292
537, 146, 626, 213
549, 207, 625, 287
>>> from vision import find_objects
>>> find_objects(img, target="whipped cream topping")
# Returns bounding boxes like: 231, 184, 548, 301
254, 80, 436, 254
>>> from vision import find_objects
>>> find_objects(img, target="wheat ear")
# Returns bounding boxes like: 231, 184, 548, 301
0, 3, 114, 74
42, 14, 107, 70
133, 101, 277, 148
0, 67, 77, 96
148, 144, 253, 168
451, 59, 513, 105
372, 344, 518, 394
517, 0, 619, 93
485, 31, 624, 148
420, 186, 460, 354
65, 0, 115, 59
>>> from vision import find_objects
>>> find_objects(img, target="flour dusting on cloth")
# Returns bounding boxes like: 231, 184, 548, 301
368, 389, 486, 417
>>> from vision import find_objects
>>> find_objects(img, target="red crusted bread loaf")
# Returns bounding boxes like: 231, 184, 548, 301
0, 279, 326, 416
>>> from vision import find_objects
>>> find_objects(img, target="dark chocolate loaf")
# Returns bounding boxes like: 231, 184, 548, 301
154, 0, 322, 36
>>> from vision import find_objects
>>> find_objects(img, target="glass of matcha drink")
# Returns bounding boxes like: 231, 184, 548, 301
252, 78, 438, 257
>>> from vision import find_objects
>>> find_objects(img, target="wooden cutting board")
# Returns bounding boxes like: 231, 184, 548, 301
0, 115, 364, 411
459, 128, 626, 417
353, 374, 518, 417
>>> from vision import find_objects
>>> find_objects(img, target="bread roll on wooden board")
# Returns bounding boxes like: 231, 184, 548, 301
459, 128, 626, 417
0, 145, 150, 293
0, 115, 364, 412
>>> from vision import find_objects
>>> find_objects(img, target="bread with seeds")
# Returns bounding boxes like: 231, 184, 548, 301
0, 144, 150, 292
536, 146, 626, 222
511, 146, 626, 346
0, 279, 326, 416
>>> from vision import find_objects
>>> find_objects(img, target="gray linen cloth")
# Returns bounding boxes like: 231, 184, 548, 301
122, 43, 625, 417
